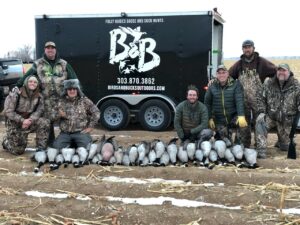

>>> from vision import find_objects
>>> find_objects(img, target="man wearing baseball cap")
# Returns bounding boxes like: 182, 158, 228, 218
255, 63, 300, 158
16, 41, 78, 146
44, 41, 56, 48
228, 39, 277, 148
205, 65, 247, 145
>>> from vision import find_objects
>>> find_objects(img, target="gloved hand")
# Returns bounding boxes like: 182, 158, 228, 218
208, 78, 216, 87
236, 116, 248, 128
256, 113, 266, 123
208, 119, 215, 129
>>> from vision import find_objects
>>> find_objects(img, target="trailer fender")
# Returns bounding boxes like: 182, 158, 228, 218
96, 94, 176, 112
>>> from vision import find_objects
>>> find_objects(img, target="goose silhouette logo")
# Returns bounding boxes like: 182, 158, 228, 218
109, 26, 160, 75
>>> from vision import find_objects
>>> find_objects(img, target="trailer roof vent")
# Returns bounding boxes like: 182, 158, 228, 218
121, 12, 127, 18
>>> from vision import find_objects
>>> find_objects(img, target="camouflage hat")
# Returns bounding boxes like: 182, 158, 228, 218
277, 63, 290, 71
44, 41, 56, 48
242, 40, 254, 47
216, 65, 228, 72
62, 79, 84, 97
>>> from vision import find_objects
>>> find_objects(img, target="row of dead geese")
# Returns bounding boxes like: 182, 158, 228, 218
32, 129, 258, 172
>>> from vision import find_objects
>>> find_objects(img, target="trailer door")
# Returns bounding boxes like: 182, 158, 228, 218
210, 16, 224, 79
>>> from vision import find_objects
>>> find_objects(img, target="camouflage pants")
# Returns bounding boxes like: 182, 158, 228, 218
238, 71, 262, 148
216, 124, 243, 146
255, 115, 292, 151
239, 98, 259, 148
44, 95, 59, 146
53, 132, 92, 149
2, 118, 50, 155
43, 95, 59, 120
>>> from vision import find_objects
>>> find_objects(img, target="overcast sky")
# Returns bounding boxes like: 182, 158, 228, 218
1, 0, 299, 58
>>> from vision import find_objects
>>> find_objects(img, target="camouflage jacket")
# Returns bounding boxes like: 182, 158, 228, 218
57, 96, 100, 133
17, 54, 77, 97
3, 87, 44, 124
174, 100, 208, 139
257, 76, 300, 122
229, 52, 277, 83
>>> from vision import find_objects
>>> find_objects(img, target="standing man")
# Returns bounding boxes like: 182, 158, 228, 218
228, 40, 277, 147
204, 65, 247, 143
255, 64, 300, 158
2, 75, 50, 155
174, 85, 208, 142
16, 41, 78, 145
53, 79, 100, 150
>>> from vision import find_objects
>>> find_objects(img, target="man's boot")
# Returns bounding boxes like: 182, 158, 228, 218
278, 143, 289, 151
257, 149, 267, 159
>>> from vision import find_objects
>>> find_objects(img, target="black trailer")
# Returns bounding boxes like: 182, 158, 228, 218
35, 11, 225, 131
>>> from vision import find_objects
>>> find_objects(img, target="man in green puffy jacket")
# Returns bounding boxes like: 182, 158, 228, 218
204, 65, 248, 143
174, 85, 208, 142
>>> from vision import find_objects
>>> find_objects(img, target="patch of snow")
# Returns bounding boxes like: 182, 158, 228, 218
19, 171, 43, 176
101, 176, 218, 187
76, 195, 92, 201
107, 196, 241, 210
277, 208, 300, 215
19, 171, 28, 176
25, 190, 91, 201
25, 191, 68, 199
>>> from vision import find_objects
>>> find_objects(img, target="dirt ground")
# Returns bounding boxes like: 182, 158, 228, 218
0, 121, 300, 225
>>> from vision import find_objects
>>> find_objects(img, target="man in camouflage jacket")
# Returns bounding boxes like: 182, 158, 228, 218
229, 40, 277, 148
16, 41, 78, 145
2, 75, 50, 155
53, 79, 100, 149
255, 64, 300, 158
174, 85, 208, 142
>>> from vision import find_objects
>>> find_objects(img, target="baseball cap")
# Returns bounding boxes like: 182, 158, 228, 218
44, 41, 56, 48
242, 40, 254, 47
277, 63, 290, 71
216, 65, 228, 72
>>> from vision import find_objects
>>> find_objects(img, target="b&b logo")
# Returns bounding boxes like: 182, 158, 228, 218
109, 26, 160, 75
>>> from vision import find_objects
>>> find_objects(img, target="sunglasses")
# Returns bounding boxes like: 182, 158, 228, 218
67, 88, 77, 91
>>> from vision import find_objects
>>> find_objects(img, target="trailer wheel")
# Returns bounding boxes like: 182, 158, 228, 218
139, 100, 171, 131
100, 99, 130, 130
